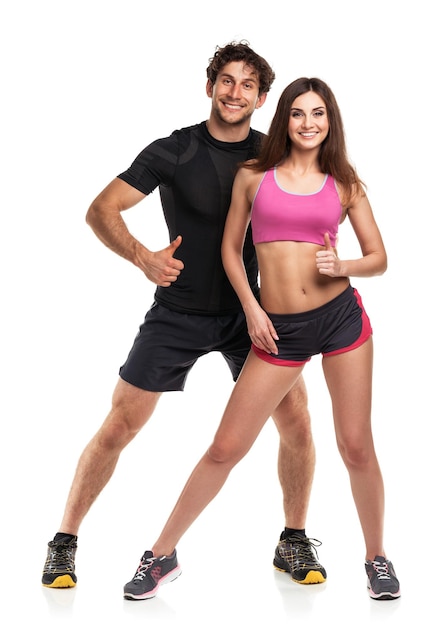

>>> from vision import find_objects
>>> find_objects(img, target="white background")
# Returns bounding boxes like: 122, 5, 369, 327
1, 1, 446, 624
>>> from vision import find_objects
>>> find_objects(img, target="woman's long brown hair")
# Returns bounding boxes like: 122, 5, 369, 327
246, 77, 364, 206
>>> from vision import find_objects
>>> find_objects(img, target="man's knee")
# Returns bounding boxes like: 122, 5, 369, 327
273, 385, 310, 431
101, 380, 161, 446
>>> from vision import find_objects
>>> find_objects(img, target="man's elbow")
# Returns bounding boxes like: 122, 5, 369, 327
85, 201, 101, 229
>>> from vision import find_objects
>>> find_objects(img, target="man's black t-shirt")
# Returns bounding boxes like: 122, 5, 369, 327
118, 121, 263, 316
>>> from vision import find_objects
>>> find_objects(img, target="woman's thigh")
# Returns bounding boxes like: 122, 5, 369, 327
211, 350, 303, 457
322, 338, 374, 445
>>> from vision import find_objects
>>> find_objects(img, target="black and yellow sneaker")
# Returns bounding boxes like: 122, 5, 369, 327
123, 550, 182, 600
273, 532, 326, 584
42, 535, 77, 588
365, 555, 400, 600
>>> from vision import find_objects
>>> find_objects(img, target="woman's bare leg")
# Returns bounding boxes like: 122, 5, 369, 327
322, 338, 386, 559
152, 351, 303, 556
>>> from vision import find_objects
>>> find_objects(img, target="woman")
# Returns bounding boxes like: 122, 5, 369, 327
124, 77, 400, 601
219, 77, 400, 600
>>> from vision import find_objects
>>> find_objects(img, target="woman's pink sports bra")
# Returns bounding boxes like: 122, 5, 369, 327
251, 168, 342, 247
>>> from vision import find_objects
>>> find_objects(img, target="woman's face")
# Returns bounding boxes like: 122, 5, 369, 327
287, 90, 329, 152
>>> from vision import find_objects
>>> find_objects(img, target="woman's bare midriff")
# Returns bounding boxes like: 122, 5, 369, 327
256, 241, 349, 314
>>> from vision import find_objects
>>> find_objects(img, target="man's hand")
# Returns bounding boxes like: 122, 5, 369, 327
141, 235, 185, 286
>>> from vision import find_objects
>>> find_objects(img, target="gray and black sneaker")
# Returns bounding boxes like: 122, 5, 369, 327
123, 550, 182, 600
365, 555, 400, 600
42, 535, 78, 588
274, 532, 326, 584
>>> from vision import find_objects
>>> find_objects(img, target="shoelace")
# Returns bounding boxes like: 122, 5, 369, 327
47, 543, 75, 567
371, 560, 391, 580
133, 556, 157, 581
284, 534, 322, 563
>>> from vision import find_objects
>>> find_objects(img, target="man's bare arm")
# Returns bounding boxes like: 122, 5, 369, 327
86, 177, 184, 286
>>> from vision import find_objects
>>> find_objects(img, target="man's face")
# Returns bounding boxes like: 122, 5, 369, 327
206, 61, 267, 126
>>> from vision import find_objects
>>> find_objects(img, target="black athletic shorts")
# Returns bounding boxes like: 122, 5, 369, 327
119, 302, 251, 391
252, 285, 372, 366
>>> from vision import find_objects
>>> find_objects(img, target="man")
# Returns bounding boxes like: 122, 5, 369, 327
42, 41, 326, 597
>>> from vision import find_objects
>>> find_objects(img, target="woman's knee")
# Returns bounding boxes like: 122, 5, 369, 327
207, 438, 247, 466
337, 438, 374, 470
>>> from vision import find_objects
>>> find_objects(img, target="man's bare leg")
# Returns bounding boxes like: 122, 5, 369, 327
42, 378, 161, 588
271, 373, 315, 530
270, 373, 326, 584
59, 379, 161, 534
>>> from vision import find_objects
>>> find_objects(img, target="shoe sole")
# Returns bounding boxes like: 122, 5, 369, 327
292, 570, 326, 584
42, 574, 77, 588
368, 586, 401, 600
273, 560, 326, 584
123, 565, 182, 600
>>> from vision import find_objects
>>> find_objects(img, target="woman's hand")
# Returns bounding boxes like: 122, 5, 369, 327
316, 233, 342, 277
245, 303, 279, 354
